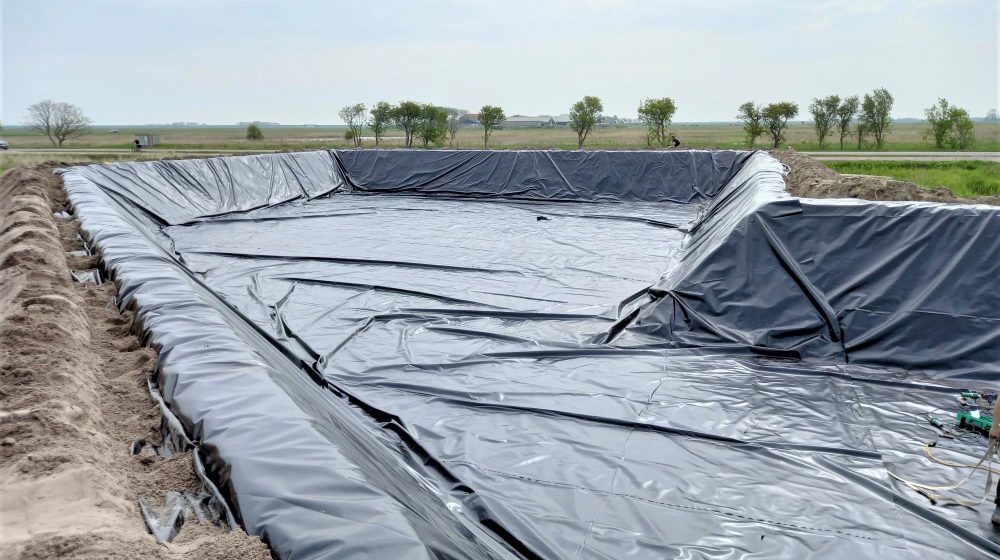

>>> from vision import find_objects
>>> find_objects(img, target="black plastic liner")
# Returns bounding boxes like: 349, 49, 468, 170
622, 173, 1000, 379
334, 149, 752, 202
61, 150, 1000, 559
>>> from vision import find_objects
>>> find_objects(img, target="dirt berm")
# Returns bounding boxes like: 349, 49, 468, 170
0, 166, 272, 559
771, 149, 1000, 205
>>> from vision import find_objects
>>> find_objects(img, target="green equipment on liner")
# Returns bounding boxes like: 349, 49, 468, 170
956, 410, 992, 434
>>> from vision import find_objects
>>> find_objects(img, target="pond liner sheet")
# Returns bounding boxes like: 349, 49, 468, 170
60, 149, 1000, 559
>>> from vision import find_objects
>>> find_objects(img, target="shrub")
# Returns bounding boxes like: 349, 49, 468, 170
246, 123, 263, 141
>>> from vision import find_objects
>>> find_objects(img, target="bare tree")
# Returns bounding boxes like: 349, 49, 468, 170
809, 95, 840, 147
445, 108, 466, 147
478, 105, 505, 149
835, 96, 859, 149
569, 96, 604, 149
339, 103, 367, 148
26, 100, 92, 146
736, 102, 764, 147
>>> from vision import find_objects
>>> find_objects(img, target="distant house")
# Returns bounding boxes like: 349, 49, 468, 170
502, 115, 556, 128
553, 114, 571, 126
460, 113, 480, 126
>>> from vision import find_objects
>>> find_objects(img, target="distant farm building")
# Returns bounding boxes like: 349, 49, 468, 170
502, 115, 556, 128
459, 113, 573, 129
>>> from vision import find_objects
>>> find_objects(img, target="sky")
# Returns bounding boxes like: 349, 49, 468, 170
1, 0, 997, 125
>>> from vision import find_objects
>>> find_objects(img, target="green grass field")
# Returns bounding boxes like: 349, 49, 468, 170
1, 122, 997, 152
823, 160, 1000, 197
4, 122, 997, 200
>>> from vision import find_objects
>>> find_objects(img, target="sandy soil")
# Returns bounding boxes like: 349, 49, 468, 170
771, 149, 1000, 205
0, 166, 272, 559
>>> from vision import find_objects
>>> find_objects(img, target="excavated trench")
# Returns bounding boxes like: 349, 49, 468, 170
59, 149, 1000, 559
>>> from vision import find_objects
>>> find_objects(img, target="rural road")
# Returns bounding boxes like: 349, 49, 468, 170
3, 148, 998, 162
803, 151, 999, 162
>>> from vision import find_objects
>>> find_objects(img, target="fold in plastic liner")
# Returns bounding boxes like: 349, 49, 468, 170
62, 150, 1000, 559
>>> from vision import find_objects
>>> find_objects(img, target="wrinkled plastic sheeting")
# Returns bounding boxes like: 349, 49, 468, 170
335, 149, 754, 202
60, 150, 1000, 560
623, 165, 1000, 380
67, 150, 349, 225
62, 168, 519, 560
68, 149, 753, 225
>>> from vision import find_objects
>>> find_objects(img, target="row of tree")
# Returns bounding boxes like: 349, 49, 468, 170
336, 96, 683, 149
17, 96, 987, 150
799, 91, 973, 150
336, 102, 485, 148
338, 98, 607, 149
807, 89, 895, 149
245, 95, 982, 150
737, 89, 896, 149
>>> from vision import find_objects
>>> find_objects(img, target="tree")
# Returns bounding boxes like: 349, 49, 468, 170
637, 97, 677, 147
339, 103, 366, 148
736, 102, 765, 147
369, 102, 394, 147
860, 88, 893, 148
246, 123, 264, 140
478, 105, 505, 149
809, 95, 840, 147
925, 99, 976, 149
415, 104, 448, 148
986, 109, 999, 123
761, 102, 799, 148
445, 108, 466, 147
949, 107, 975, 149
835, 96, 859, 149
924, 98, 954, 148
569, 96, 604, 149
26, 100, 92, 147
391, 101, 422, 148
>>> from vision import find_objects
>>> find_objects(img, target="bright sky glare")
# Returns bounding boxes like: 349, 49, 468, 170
1, 0, 997, 124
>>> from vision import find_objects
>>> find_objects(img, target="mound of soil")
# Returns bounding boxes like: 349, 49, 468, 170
0, 166, 272, 559
770, 149, 1000, 205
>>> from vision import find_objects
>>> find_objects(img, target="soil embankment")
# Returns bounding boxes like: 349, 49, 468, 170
771, 149, 1000, 205
0, 166, 271, 559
